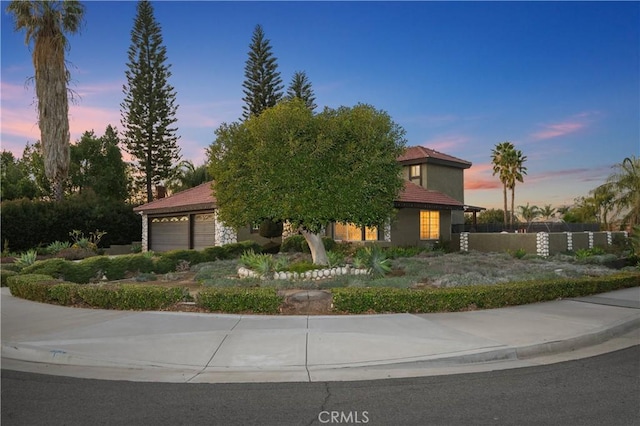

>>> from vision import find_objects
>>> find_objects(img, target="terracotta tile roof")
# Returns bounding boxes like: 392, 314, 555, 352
396, 181, 464, 209
398, 146, 471, 168
133, 181, 216, 214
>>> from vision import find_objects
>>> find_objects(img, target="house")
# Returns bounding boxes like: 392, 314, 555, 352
133, 146, 476, 252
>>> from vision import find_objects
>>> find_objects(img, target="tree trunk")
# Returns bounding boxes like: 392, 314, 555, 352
301, 230, 329, 265
510, 186, 515, 230
503, 184, 508, 229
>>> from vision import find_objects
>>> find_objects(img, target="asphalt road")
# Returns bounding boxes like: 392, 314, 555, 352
2, 346, 639, 426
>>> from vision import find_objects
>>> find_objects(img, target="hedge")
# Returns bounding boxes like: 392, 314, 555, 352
1, 195, 141, 252
196, 287, 282, 314
331, 273, 640, 314
7, 274, 186, 310
1, 269, 18, 287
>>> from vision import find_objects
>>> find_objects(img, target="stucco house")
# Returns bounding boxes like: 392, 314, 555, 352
133, 146, 475, 252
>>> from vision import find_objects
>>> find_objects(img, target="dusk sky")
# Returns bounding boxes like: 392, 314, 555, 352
1, 1, 638, 210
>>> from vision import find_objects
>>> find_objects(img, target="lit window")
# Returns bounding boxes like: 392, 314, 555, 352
364, 226, 378, 241
335, 223, 378, 241
410, 165, 421, 184
420, 211, 440, 240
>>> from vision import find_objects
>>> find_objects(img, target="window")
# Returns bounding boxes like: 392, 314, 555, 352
410, 165, 421, 185
420, 211, 439, 240
335, 223, 379, 241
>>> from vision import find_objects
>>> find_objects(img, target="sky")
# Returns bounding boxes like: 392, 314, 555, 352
1, 1, 639, 211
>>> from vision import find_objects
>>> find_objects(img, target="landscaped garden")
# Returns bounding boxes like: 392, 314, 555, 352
2, 232, 639, 315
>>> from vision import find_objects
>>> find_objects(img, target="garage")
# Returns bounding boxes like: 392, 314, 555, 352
149, 215, 189, 252
193, 213, 216, 250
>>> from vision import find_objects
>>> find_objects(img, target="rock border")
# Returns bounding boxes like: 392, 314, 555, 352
238, 265, 369, 280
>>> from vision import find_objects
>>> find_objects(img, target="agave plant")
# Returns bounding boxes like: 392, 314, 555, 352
46, 240, 71, 255
14, 249, 38, 268
355, 245, 392, 277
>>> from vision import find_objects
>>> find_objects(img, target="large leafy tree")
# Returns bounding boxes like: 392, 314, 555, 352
241, 24, 283, 120
209, 99, 406, 264
286, 71, 317, 111
6, 0, 85, 201
68, 125, 131, 201
121, 0, 181, 203
0, 151, 40, 200
606, 156, 640, 227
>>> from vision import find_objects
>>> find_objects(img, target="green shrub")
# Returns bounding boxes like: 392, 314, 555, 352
223, 241, 263, 258
331, 273, 640, 314
48, 283, 81, 305
1, 269, 18, 287
287, 260, 322, 274
383, 246, 425, 259
75, 285, 185, 310
239, 250, 274, 276
106, 254, 155, 280
196, 287, 282, 314
21, 258, 72, 280
7, 274, 59, 301
202, 246, 227, 261
281, 235, 307, 252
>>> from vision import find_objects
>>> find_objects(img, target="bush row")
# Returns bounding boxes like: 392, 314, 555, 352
196, 287, 282, 314
19, 241, 263, 284
7, 274, 187, 310
331, 273, 640, 314
1, 195, 141, 252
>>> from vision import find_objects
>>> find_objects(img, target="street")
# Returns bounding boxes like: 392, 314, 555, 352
2, 346, 638, 426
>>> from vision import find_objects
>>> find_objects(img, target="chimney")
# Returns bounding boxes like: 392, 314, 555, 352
156, 185, 166, 199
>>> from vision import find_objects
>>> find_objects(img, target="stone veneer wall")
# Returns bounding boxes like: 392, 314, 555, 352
140, 214, 149, 251
214, 210, 237, 245
458, 231, 628, 257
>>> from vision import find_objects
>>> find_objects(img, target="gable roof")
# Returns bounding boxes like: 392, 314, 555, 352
398, 146, 471, 169
133, 181, 216, 215
395, 181, 465, 210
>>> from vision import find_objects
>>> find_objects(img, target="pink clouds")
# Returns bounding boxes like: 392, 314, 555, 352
530, 112, 598, 141
421, 134, 470, 152
464, 163, 501, 190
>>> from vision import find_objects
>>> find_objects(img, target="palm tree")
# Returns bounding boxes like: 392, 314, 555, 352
167, 160, 211, 193
505, 149, 527, 229
590, 183, 616, 230
540, 204, 557, 221
606, 156, 640, 228
517, 203, 540, 225
6, 0, 85, 201
491, 142, 515, 227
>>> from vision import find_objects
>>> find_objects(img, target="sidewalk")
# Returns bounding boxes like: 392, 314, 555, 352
1, 286, 639, 383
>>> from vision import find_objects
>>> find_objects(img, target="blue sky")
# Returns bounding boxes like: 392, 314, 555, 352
1, 1, 638, 210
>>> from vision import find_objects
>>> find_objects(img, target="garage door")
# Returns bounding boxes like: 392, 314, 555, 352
150, 215, 189, 252
193, 213, 215, 250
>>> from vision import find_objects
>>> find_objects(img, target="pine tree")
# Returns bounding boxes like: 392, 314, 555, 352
121, 0, 181, 202
286, 71, 317, 111
242, 24, 283, 120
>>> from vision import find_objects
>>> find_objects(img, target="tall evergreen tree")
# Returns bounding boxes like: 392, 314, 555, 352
242, 24, 283, 120
6, 0, 85, 201
286, 71, 317, 111
121, 0, 181, 202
